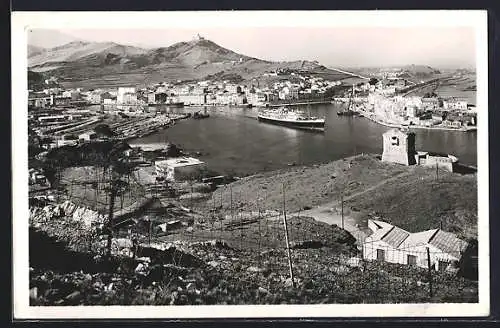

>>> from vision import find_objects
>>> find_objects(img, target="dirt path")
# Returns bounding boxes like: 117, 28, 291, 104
289, 170, 412, 243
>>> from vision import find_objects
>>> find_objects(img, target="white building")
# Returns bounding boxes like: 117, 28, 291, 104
414, 151, 458, 172
443, 99, 468, 111
155, 157, 207, 181
177, 94, 205, 106
103, 98, 116, 105
406, 106, 417, 118
363, 219, 468, 271
117, 87, 137, 104
78, 131, 98, 142
381, 129, 416, 166
54, 139, 79, 148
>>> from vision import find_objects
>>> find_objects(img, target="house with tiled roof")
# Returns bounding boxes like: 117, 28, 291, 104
363, 219, 469, 271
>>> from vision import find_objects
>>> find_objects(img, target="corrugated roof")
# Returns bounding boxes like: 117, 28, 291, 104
403, 229, 438, 247
381, 226, 410, 248
367, 220, 394, 241
429, 230, 468, 257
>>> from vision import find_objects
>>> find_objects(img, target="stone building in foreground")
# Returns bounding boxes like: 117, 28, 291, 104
381, 128, 416, 166
381, 128, 459, 172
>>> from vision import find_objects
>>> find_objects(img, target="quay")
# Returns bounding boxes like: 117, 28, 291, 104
267, 100, 332, 107
354, 109, 476, 132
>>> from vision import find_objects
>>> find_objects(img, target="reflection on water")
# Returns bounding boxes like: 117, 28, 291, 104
126, 104, 477, 176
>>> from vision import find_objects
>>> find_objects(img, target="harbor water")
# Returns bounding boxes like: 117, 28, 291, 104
128, 104, 478, 177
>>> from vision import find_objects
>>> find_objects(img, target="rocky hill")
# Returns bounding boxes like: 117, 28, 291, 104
28, 41, 149, 68
401, 64, 442, 80
28, 37, 350, 88
28, 45, 46, 58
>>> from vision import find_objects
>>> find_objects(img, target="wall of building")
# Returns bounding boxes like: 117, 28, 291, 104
29, 98, 50, 108
178, 94, 206, 106
381, 131, 416, 166
415, 155, 455, 172
363, 239, 460, 271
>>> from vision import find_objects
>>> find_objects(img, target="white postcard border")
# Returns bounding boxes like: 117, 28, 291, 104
12, 10, 490, 319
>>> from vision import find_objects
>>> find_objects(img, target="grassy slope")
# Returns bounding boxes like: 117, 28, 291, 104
208, 155, 478, 239
207, 155, 411, 214
345, 170, 477, 239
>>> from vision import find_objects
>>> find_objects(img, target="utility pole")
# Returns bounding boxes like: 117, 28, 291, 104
341, 193, 344, 230
258, 200, 262, 254
282, 183, 295, 288
435, 162, 439, 181
148, 220, 152, 245
105, 170, 118, 258
212, 191, 216, 218
220, 187, 223, 208
230, 184, 233, 221
427, 247, 433, 298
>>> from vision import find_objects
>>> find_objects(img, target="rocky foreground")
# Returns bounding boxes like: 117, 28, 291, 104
28, 154, 479, 305
30, 236, 478, 306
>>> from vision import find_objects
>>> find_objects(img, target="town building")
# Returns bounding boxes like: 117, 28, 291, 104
28, 168, 50, 186
155, 157, 207, 181
406, 106, 417, 118
422, 97, 439, 110
443, 99, 468, 111
177, 94, 206, 106
78, 131, 98, 142
117, 87, 137, 104
381, 129, 416, 166
100, 92, 116, 104
51, 95, 72, 106
147, 92, 156, 104
442, 119, 463, 129
85, 91, 103, 105
62, 90, 81, 100
363, 219, 468, 271
54, 139, 79, 148
28, 94, 50, 108
431, 113, 444, 123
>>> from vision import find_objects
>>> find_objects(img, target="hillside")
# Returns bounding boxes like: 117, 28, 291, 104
28, 37, 351, 88
28, 45, 46, 58
401, 64, 442, 81
206, 155, 477, 240
29, 41, 149, 67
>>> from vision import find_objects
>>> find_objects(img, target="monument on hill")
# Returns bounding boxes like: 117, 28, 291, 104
381, 128, 416, 166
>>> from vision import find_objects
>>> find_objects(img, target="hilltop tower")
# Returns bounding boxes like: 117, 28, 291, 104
381, 128, 416, 166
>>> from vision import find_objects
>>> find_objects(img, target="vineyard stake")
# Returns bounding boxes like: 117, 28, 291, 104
282, 183, 295, 288
427, 247, 433, 298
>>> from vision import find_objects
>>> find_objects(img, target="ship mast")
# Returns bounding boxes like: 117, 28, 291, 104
347, 84, 354, 112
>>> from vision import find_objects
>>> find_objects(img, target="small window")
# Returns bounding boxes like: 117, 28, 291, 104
407, 255, 417, 266
438, 260, 449, 272
376, 249, 385, 261
391, 136, 399, 146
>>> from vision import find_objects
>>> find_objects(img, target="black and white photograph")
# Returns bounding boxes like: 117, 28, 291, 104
12, 10, 489, 319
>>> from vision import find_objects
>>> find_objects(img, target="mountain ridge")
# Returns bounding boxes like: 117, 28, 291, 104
27, 37, 356, 87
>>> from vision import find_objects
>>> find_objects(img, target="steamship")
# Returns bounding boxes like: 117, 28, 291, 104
257, 107, 325, 131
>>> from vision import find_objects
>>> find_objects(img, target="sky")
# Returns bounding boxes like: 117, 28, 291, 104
28, 27, 476, 69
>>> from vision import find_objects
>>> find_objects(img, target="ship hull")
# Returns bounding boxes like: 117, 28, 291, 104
258, 115, 325, 131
